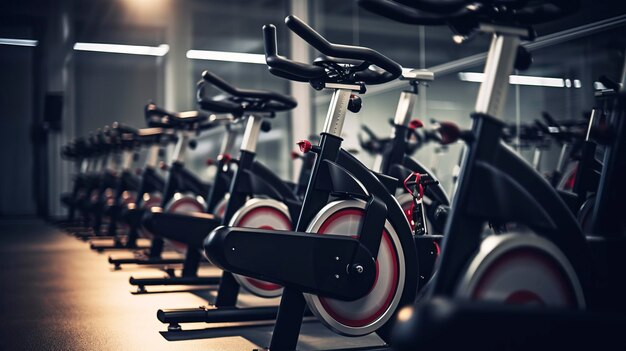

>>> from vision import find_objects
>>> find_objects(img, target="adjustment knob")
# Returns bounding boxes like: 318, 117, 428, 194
348, 94, 362, 113
218, 153, 232, 163
261, 121, 272, 132
188, 139, 197, 150
515, 46, 532, 71
297, 140, 312, 153
408, 119, 424, 129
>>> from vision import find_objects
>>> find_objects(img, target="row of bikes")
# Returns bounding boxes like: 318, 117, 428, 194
57, 1, 626, 350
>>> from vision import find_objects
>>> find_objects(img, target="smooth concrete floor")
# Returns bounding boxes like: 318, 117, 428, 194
0, 218, 384, 351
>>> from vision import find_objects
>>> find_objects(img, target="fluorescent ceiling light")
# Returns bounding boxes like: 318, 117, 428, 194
458, 72, 581, 88
0, 38, 38, 47
73, 42, 169, 56
186, 50, 265, 64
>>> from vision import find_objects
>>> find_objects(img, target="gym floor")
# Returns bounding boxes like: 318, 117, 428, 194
0, 219, 384, 350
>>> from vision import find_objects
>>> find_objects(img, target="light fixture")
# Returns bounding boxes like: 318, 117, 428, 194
0, 38, 38, 47
458, 72, 581, 88
73, 42, 169, 56
186, 50, 265, 64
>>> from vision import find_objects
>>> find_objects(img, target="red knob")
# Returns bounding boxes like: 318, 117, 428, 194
408, 119, 424, 129
438, 121, 461, 145
206, 158, 214, 166
297, 140, 312, 153
159, 161, 168, 171
218, 153, 231, 163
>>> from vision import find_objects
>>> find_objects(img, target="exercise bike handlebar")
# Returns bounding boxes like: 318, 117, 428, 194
264, 16, 402, 85
359, 0, 579, 27
285, 15, 402, 79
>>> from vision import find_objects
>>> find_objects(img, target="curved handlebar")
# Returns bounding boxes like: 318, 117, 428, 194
263, 24, 325, 80
263, 16, 402, 86
285, 15, 402, 79
359, 0, 579, 28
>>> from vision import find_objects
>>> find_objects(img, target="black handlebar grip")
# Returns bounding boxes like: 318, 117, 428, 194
264, 24, 278, 57
285, 15, 403, 79
201, 71, 239, 96
359, 0, 448, 25
263, 24, 325, 80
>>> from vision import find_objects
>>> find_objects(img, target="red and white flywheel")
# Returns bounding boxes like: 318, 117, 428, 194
229, 198, 292, 298
213, 194, 230, 218
455, 233, 585, 308
163, 192, 208, 252
304, 200, 406, 336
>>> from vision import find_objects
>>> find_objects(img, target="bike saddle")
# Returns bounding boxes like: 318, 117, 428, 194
359, 0, 579, 35
197, 70, 297, 117
135, 127, 176, 145
264, 15, 402, 88
144, 103, 210, 128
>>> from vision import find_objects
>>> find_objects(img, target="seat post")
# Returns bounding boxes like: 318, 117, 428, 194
172, 130, 191, 164
474, 24, 528, 118
240, 115, 263, 153
323, 83, 361, 137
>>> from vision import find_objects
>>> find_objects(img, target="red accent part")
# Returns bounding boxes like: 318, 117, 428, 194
297, 140, 312, 153
438, 121, 461, 145
408, 119, 424, 129
317, 208, 399, 327
402, 172, 424, 230
159, 161, 168, 171
565, 166, 577, 191
291, 151, 301, 160
218, 153, 231, 163
434, 241, 441, 256
135, 168, 142, 176
206, 158, 214, 166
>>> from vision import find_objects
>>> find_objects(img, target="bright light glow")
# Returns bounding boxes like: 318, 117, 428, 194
186, 50, 265, 64
594, 81, 607, 90
73, 42, 169, 56
458, 72, 581, 88
0, 38, 38, 47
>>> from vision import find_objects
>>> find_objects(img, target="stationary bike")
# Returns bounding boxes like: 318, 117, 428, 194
126, 103, 231, 292
150, 71, 306, 330
89, 123, 147, 251
90, 124, 177, 251
204, 15, 419, 350
357, 0, 619, 349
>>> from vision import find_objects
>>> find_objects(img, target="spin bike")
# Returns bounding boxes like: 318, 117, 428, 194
358, 0, 624, 349
124, 103, 231, 291
89, 123, 147, 251
204, 15, 419, 350
90, 124, 175, 251
150, 71, 307, 329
